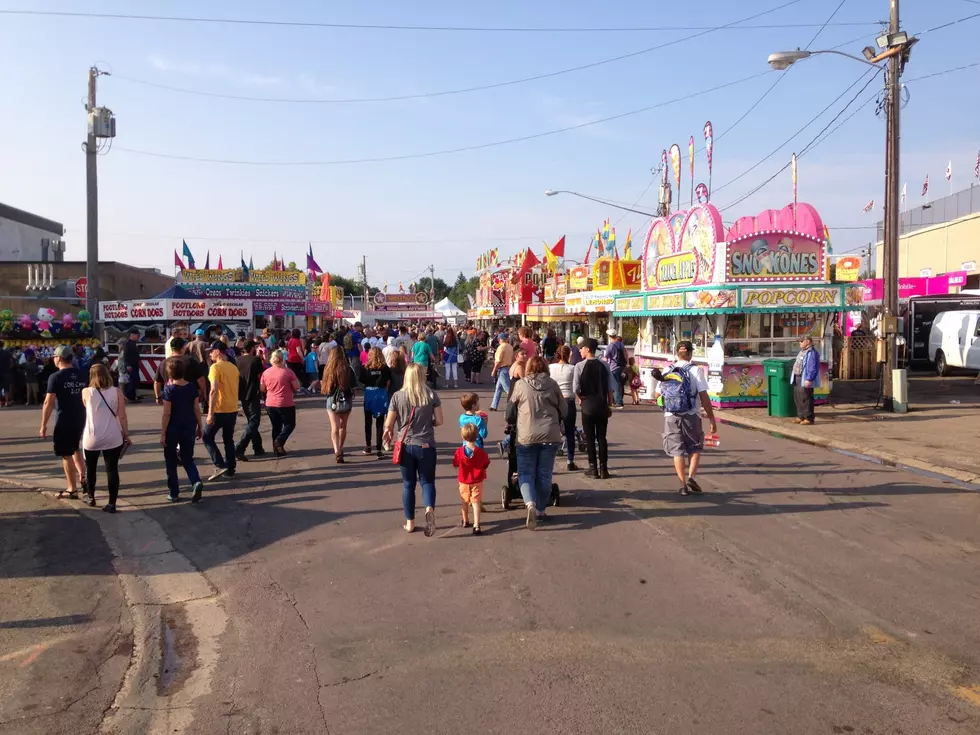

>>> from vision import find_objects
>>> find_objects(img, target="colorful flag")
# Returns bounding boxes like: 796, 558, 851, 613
900, 182, 907, 209
182, 240, 196, 269
514, 247, 540, 285
307, 243, 323, 274
704, 121, 714, 175
695, 183, 709, 203
688, 135, 695, 182
596, 229, 605, 258
174, 250, 185, 271
272, 252, 279, 271
862, 199, 874, 213
791, 153, 798, 199
544, 235, 565, 272
661, 149, 668, 185
240, 252, 249, 279
583, 236, 594, 265
204, 251, 210, 270
669, 143, 681, 195
217, 255, 223, 270
607, 227, 617, 259
975, 150, 979, 179
623, 229, 633, 260
922, 174, 929, 197
945, 161, 952, 182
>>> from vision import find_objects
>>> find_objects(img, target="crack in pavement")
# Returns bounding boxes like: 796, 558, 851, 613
321, 669, 385, 688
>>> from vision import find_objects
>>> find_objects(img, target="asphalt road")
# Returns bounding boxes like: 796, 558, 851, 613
2, 384, 979, 734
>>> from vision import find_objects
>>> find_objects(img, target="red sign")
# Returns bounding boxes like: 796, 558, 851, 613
75, 277, 87, 299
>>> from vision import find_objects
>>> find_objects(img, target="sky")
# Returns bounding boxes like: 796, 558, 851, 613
0, 0, 978, 284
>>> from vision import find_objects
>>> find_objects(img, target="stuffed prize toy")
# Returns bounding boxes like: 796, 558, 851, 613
77, 310, 91, 334
19, 314, 34, 333
36, 308, 56, 338
0, 310, 12, 334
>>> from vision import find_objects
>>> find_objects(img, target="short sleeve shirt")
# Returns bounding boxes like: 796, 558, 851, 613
659, 360, 708, 417
162, 381, 199, 432
389, 390, 442, 446
208, 360, 240, 414
412, 341, 434, 367
260, 366, 298, 408
47, 368, 86, 425
494, 342, 514, 368
286, 338, 304, 363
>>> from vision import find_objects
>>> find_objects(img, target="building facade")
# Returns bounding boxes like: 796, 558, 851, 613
0, 202, 66, 262
874, 185, 980, 282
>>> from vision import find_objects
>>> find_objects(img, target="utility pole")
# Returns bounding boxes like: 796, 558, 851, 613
85, 66, 99, 322
880, 0, 903, 411
359, 255, 368, 311
429, 264, 435, 304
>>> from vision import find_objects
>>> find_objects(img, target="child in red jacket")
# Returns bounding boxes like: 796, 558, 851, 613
453, 422, 491, 535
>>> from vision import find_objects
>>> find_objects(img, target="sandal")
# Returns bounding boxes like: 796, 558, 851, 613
58, 490, 79, 500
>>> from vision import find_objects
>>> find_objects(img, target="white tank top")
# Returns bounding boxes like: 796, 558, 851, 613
82, 387, 124, 451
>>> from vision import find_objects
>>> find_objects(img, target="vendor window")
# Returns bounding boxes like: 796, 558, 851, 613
679, 316, 707, 356
724, 313, 774, 358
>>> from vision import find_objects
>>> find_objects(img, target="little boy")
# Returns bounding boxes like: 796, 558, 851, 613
453, 423, 490, 535
458, 392, 488, 448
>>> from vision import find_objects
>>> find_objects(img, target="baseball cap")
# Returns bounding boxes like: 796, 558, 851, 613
54, 344, 73, 361
606, 328, 618, 337
209, 341, 226, 352
194, 328, 205, 336
677, 340, 694, 354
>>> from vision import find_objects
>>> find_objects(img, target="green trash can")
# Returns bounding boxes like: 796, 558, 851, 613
763, 358, 796, 417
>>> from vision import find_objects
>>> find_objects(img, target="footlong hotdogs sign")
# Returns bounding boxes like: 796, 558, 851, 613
99, 299, 253, 321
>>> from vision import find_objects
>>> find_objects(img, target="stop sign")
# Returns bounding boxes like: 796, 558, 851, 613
74, 277, 87, 300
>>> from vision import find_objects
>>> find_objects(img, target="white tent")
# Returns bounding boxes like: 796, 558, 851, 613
433, 297, 466, 323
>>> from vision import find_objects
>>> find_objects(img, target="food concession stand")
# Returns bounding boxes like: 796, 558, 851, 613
615, 201, 863, 408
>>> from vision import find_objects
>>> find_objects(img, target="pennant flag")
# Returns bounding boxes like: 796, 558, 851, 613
922, 174, 929, 197
669, 143, 681, 194
174, 250, 185, 272
823, 225, 832, 252
204, 251, 210, 270
383, 282, 389, 294
596, 229, 605, 257
661, 149, 668, 185
608, 226, 617, 258
514, 247, 540, 284
975, 150, 979, 180
182, 240, 196, 269
544, 234, 565, 272
623, 229, 633, 260
583, 236, 594, 265
466, 293, 476, 309
703, 121, 714, 175
272, 251, 279, 271
862, 199, 874, 213
695, 183, 709, 203
900, 183, 907, 209
307, 244, 323, 274
240, 252, 249, 279
249, 256, 254, 270
945, 161, 952, 182
217, 255, 223, 270
688, 135, 695, 181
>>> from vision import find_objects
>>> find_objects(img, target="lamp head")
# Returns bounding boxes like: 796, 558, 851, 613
767, 50, 810, 71
544, 189, 558, 197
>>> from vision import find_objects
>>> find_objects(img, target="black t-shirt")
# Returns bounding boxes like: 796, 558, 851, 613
123, 339, 141, 365
154, 355, 202, 386
236, 354, 265, 402
0, 348, 13, 376
47, 368, 86, 425
359, 363, 391, 390
578, 360, 610, 418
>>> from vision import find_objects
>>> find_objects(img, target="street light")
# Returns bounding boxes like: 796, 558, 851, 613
543, 189, 656, 217
767, 1, 915, 413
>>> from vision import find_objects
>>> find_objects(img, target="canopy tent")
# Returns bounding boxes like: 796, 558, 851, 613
151, 284, 197, 299
433, 297, 466, 319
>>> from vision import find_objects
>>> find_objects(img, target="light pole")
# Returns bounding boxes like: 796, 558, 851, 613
768, 3, 915, 412
544, 189, 657, 218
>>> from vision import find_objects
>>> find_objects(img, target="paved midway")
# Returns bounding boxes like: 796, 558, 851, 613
2, 384, 980, 734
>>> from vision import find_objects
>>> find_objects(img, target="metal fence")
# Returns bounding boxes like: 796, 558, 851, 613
875, 184, 980, 242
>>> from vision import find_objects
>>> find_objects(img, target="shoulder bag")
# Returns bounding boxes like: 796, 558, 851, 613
391, 406, 416, 465
95, 387, 133, 457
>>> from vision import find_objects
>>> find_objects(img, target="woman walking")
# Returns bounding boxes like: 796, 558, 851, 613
261, 350, 301, 456
506, 356, 565, 530
383, 363, 443, 536
542, 328, 559, 363
81, 363, 129, 513
285, 328, 306, 385
443, 327, 460, 388
360, 347, 391, 458
322, 346, 357, 463
469, 331, 489, 384
549, 345, 578, 471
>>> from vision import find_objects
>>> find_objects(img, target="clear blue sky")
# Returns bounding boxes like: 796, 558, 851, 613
0, 0, 977, 283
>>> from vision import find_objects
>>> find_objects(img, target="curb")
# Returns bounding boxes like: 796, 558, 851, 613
718, 415, 980, 488
0, 472, 227, 734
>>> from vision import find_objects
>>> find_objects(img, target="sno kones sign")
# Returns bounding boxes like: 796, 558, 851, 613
725, 232, 827, 283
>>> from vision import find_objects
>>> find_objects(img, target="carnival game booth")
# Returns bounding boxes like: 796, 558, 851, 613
100, 298, 252, 385
616, 201, 864, 408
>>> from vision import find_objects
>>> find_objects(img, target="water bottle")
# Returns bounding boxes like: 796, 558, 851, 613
704, 433, 721, 448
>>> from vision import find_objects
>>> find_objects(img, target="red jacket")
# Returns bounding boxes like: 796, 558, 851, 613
453, 445, 490, 484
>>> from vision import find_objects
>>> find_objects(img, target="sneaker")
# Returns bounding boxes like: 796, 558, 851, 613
253, 449, 268, 458
377, 450, 384, 460
102, 504, 117, 514
84, 493, 96, 507
687, 477, 703, 494
600, 466, 611, 480
424, 508, 436, 538
235, 452, 249, 463
208, 468, 228, 482
526, 505, 537, 530
191, 482, 204, 504
567, 461, 579, 472
362, 447, 373, 456
167, 492, 180, 503
584, 466, 599, 479
497, 441, 505, 459
614, 405, 624, 410
679, 485, 690, 496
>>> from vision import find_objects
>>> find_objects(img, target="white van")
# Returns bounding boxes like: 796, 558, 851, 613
928, 310, 980, 375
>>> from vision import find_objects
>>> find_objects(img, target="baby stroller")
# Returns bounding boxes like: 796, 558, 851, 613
500, 423, 560, 510
557, 427, 587, 458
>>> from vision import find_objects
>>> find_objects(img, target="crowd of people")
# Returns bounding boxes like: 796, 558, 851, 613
31, 318, 734, 534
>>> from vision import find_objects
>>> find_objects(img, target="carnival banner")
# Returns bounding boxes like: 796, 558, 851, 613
179, 269, 243, 284
248, 269, 307, 285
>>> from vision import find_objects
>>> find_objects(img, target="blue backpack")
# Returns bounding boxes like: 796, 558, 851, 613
659, 365, 697, 413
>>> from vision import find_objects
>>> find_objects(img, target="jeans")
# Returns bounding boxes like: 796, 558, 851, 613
267, 406, 297, 446
363, 409, 383, 451
236, 398, 265, 456
610, 368, 624, 407
563, 397, 577, 462
582, 413, 609, 468
445, 361, 458, 383
84, 445, 123, 504
491, 366, 511, 410
516, 442, 558, 512
794, 384, 814, 421
164, 426, 201, 494
203, 412, 237, 472
123, 365, 138, 401
399, 444, 437, 520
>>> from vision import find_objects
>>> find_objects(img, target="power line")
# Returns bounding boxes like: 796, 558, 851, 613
114, 70, 771, 166
105, 0, 804, 105
67, 229, 597, 245
0, 7, 883, 33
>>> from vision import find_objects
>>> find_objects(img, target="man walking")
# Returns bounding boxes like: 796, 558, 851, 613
604, 329, 627, 409
790, 335, 820, 425
154, 337, 205, 405
345, 322, 363, 376
39, 345, 87, 497
655, 340, 716, 496
202, 341, 240, 481
122, 328, 142, 401
573, 338, 613, 479
235, 340, 266, 461
489, 335, 514, 411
